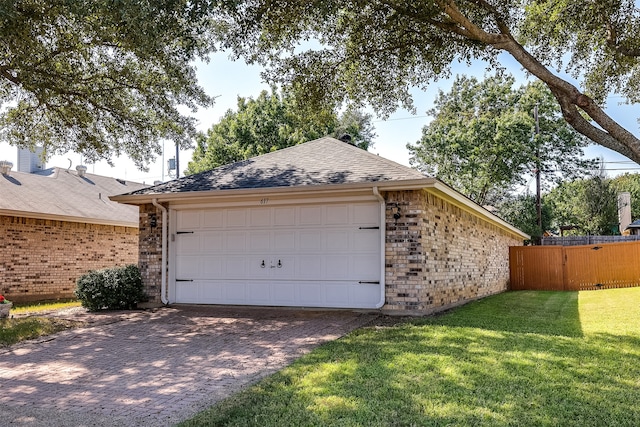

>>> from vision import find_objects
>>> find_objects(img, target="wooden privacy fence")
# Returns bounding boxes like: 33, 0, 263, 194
509, 241, 640, 291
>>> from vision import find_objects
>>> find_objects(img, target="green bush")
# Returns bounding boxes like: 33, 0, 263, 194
75, 265, 146, 311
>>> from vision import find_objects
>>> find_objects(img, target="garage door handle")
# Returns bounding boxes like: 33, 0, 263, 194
176, 231, 194, 234
358, 281, 380, 284
358, 226, 380, 230
176, 279, 193, 282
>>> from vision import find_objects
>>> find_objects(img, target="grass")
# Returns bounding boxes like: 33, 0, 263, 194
180, 288, 640, 426
0, 300, 83, 346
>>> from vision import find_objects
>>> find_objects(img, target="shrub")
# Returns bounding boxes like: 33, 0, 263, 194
75, 265, 146, 311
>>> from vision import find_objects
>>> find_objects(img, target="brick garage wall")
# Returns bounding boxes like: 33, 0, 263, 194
383, 190, 523, 314
138, 204, 164, 303
0, 215, 139, 302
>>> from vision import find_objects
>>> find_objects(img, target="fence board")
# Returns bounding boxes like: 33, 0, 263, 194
510, 241, 640, 291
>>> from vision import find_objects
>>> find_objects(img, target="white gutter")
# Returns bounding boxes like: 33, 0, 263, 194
372, 186, 386, 309
152, 198, 169, 305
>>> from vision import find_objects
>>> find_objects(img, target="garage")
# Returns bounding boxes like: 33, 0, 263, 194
170, 200, 383, 308
113, 136, 528, 314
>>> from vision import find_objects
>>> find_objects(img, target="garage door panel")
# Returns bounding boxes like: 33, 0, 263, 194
326, 205, 349, 225
354, 231, 379, 251
224, 257, 247, 278
299, 230, 323, 251
299, 206, 322, 225
326, 231, 349, 251
250, 208, 271, 227
246, 282, 270, 303
176, 256, 200, 278
200, 257, 223, 277
201, 232, 224, 252
226, 209, 247, 227
203, 210, 223, 228
174, 202, 382, 308
178, 210, 200, 229
249, 231, 271, 251
274, 207, 296, 226
177, 234, 200, 253
296, 255, 322, 278
353, 203, 379, 225
273, 231, 296, 250
225, 231, 246, 251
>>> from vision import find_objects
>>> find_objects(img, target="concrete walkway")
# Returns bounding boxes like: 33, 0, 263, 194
0, 306, 376, 426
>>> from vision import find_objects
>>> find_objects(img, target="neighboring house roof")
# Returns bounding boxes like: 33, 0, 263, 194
0, 167, 147, 227
625, 219, 640, 230
112, 136, 529, 239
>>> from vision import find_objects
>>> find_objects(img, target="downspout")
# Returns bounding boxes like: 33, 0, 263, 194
152, 198, 169, 304
372, 187, 386, 309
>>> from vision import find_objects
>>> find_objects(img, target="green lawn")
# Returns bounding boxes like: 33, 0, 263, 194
0, 301, 83, 346
181, 288, 640, 426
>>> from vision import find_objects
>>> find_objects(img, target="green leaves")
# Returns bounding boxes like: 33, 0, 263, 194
186, 89, 375, 174
407, 73, 593, 206
0, 0, 215, 169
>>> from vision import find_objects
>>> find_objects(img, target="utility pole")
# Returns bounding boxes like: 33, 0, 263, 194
534, 104, 542, 243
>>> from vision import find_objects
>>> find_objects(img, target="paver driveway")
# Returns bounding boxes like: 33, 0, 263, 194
0, 306, 376, 426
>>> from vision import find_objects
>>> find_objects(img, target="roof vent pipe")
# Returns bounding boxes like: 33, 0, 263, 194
0, 160, 13, 176
76, 165, 88, 177
339, 134, 353, 144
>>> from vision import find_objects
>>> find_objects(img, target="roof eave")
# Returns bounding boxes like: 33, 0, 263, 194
0, 209, 139, 228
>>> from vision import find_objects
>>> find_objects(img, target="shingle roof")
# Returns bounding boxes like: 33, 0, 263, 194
0, 167, 147, 226
123, 137, 428, 196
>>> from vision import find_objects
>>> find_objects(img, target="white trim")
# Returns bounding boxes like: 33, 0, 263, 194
152, 199, 169, 305
372, 186, 386, 309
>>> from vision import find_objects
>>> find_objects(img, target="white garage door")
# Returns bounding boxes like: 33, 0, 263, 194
172, 201, 382, 308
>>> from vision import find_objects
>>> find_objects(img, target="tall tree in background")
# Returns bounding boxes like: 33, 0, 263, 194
407, 74, 593, 206
495, 194, 552, 243
0, 0, 214, 168
186, 89, 376, 174
213, 1, 640, 163
546, 176, 619, 236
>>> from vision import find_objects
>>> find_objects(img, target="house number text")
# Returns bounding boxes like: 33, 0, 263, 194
260, 198, 269, 205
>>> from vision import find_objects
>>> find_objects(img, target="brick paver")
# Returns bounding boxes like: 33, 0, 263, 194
0, 306, 376, 426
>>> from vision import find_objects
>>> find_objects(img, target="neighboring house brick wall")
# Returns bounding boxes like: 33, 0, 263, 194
0, 215, 139, 302
383, 190, 523, 314
138, 204, 164, 303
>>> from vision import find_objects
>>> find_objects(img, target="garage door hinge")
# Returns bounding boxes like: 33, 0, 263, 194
358, 280, 380, 284
358, 226, 380, 230
176, 279, 193, 282
176, 231, 194, 234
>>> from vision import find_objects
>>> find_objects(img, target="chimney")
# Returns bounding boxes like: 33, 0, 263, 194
618, 192, 632, 233
17, 147, 45, 173
0, 160, 13, 176
76, 165, 88, 177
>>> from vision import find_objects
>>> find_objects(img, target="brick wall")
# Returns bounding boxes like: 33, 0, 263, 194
0, 215, 139, 302
138, 204, 164, 303
383, 190, 523, 314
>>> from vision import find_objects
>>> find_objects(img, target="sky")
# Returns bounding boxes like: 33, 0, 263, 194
1, 51, 639, 185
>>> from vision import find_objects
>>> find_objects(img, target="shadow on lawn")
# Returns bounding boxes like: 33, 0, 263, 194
180, 290, 640, 427
416, 290, 584, 338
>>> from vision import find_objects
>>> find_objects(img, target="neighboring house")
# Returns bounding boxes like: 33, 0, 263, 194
624, 219, 640, 235
0, 163, 147, 302
112, 137, 528, 314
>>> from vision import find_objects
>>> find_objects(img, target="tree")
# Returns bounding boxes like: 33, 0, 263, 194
186, 89, 376, 174
407, 74, 593, 205
546, 176, 619, 236
213, 1, 640, 163
495, 194, 552, 243
0, 0, 214, 168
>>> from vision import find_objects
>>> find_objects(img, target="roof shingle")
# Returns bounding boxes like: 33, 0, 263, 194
125, 137, 428, 196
